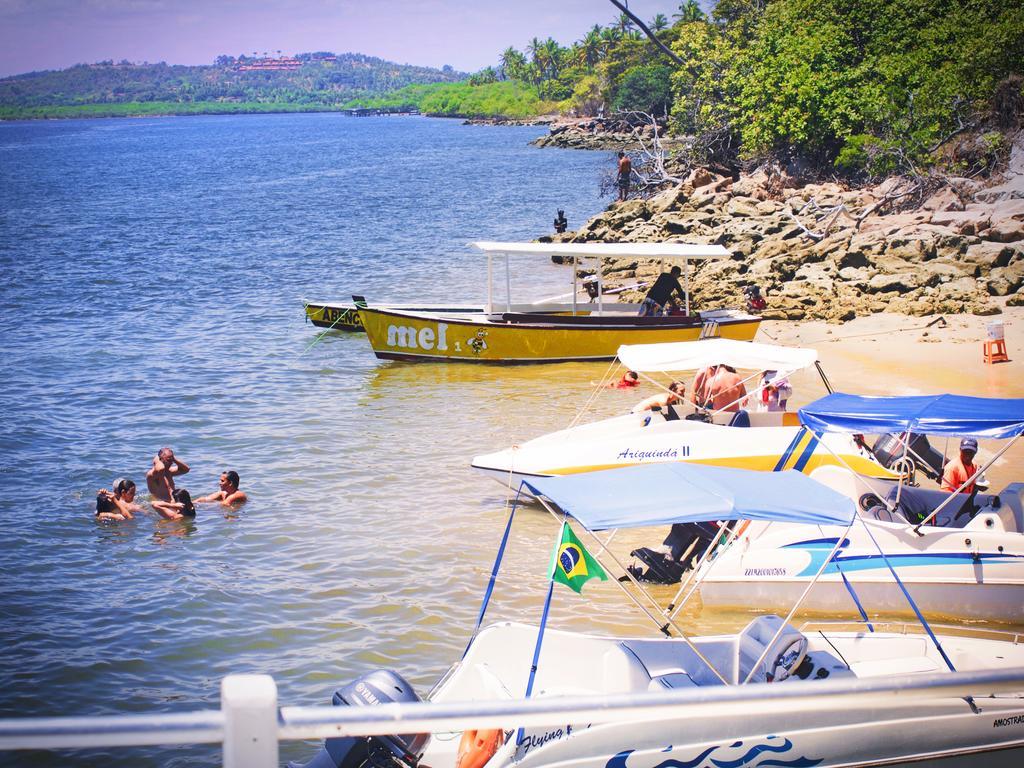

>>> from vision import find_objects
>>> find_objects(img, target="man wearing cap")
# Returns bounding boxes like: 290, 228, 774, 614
941, 438, 979, 494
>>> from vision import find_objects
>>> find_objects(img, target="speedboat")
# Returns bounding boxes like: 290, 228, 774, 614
472, 338, 896, 487
686, 393, 1024, 623
356, 242, 760, 363
292, 464, 1024, 768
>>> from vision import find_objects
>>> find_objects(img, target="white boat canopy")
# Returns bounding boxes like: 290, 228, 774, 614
470, 241, 731, 260
617, 338, 818, 374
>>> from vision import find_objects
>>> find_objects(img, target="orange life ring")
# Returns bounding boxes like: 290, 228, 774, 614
455, 728, 504, 768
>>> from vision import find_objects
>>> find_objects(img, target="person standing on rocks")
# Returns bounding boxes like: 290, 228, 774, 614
616, 151, 632, 201
553, 209, 568, 233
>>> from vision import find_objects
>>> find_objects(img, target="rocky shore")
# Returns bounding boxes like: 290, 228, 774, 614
530, 116, 687, 151
544, 135, 1024, 321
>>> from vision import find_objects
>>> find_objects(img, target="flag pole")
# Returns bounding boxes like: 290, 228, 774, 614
515, 520, 562, 749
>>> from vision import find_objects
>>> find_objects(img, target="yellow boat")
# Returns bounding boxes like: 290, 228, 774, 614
359, 242, 761, 363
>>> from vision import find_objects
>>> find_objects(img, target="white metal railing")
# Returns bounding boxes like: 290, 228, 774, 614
1, 669, 1023, 767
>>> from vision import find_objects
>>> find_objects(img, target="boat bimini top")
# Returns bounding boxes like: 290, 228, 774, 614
522, 462, 855, 530
800, 392, 1024, 439
469, 241, 732, 316
799, 392, 1024, 530
471, 461, 973, 692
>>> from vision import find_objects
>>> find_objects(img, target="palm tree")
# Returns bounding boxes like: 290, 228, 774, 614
526, 37, 544, 68
541, 38, 562, 79
615, 12, 633, 35
579, 26, 603, 69
650, 13, 669, 32
500, 47, 527, 80
673, 0, 706, 23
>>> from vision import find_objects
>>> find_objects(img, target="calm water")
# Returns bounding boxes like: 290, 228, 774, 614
0, 114, 1020, 768
0, 113, 634, 766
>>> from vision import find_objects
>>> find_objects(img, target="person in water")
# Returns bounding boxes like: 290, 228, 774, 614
95, 490, 127, 522
196, 470, 248, 506
632, 381, 685, 413
610, 370, 640, 389
616, 151, 632, 201
638, 266, 686, 317
146, 447, 190, 502
553, 209, 568, 233
111, 478, 143, 517
153, 488, 197, 520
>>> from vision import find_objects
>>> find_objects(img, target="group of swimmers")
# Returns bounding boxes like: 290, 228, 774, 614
615, 366, 793, 416
95, 446, 247, 522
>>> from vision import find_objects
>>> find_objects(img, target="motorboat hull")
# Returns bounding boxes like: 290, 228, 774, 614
473, 417, 897, 488
695, 477, 1024, 623
420, 622, 1024, 768
303, 300, 485, 332
358, 306, 760, 363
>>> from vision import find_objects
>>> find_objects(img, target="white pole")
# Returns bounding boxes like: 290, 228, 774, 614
487, 254, 493, 314
505, 253, 512, 313
597, 255, 604, 314
572, 258, 578, 316
684, 258, 690, 315
222, 675, 278, 768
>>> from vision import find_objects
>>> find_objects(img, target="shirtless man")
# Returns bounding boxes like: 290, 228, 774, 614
707, 365, 748, 413
196, 470, 248, 506
146, 447, 190, 502
632, 381, 685, 413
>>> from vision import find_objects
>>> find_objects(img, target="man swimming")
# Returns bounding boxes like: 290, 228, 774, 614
196, 470, 248, 506
146, 447, 190, 502
153, 488, 197, 520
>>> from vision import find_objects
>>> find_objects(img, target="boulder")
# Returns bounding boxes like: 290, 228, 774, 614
960, 242, 1016, 272
727, 197, 761, 217
866, 273, 921, 293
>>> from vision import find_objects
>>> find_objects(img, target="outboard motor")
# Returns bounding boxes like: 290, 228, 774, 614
289, 670, 430, 768
624, 523, 717, 585
871, 432, 946, 483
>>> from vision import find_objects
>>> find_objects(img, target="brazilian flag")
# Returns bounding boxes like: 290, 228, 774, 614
550, 523, 608, 593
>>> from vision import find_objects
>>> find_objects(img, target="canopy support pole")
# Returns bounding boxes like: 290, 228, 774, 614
572, 259, 578, 316
684, 257, 690, 316
516, 578, 555, 748
505, 254, 512, 314
462, 489, 521, 659
814, 361, 834, 395
486, 254, 493, 315
532, 496, 728, 685
913, 433, 1021, 532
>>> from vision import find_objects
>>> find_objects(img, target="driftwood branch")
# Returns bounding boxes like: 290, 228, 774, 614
607, 0, 686, 67
786, 179, 924, 241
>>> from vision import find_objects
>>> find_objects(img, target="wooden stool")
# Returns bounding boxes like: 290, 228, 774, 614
983, 339, 1009, 364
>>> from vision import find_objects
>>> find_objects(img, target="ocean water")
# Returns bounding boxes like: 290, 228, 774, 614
0, 113, 638, 766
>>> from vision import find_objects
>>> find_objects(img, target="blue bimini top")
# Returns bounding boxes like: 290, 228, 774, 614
522, 462, 855, 532
799, 393, 1024, 440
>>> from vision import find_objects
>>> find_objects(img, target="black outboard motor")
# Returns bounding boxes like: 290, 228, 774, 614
624, 523, 717, 585
871, 432, 946, 483
289, 670, 430, 768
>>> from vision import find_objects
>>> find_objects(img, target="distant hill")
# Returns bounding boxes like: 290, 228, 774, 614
0, 52, 466, 117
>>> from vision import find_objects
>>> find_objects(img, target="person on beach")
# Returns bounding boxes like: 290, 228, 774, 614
610, 370, 640, 389
153, 488, 197, 520
632, 381, 685, 413
638, 266, 686, 317
941, 438, 980, 494
707, 365, 747, 413
146, 447, 189, 502
111, 478, 143, 517
196, 470, 248, 506
95, 490, 127, 522
616, 151, 632, 201
758, 370, 792, 412
553, 209, 568, 233
692, 365, 717, 408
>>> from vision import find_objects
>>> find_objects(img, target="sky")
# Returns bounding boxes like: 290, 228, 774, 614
0, 0, 700, 78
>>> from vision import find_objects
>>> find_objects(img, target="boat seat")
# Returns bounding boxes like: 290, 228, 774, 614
884, 485, 999, 527
728, 410, 750, 428
735, 615, 808, 684
601, 644, 652, 693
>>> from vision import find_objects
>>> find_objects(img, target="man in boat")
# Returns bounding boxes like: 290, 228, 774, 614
632, 381, 685, 413
616, 151, 632, 201
691, 365, 717, 408
941, 438, 979, 493
707, 365, 747, 413
638, 265, 686, 317
196, 470, 248, 506
146, 447, 190, 502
